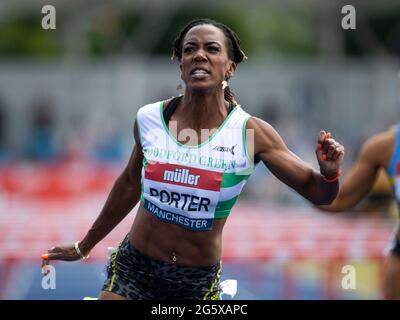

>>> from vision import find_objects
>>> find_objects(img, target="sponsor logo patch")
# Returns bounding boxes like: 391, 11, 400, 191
213, 144, 237, 155
145, 162, 222, 191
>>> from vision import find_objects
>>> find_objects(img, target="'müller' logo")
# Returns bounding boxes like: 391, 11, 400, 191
163, 168, 201, 186
213, 144, 237, 155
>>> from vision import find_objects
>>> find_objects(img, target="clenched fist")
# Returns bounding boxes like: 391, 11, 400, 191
316, 130, 345, 179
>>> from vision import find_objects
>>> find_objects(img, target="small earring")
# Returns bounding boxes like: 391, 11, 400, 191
222, 80, 228, 90
176, 84, 183, 91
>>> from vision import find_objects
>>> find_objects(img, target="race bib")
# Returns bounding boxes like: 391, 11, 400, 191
142, 161, 223, 231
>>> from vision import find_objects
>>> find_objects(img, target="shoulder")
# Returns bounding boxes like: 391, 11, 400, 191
137, 100, 164, 115
364, 129, 395, 147
135, 100, 166, 143
246, 116, 275, 133
245, 116, 286, 154
246, 116, 281, 140
136, 99, 174, 123
359, 128, 396, 168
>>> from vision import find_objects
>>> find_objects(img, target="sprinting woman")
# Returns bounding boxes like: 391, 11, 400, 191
42, 19, 345, 300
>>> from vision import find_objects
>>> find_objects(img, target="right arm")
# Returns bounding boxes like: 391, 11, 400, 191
318, 131, 393, 212
42, 117, 143, 263
248, 117, 344, 206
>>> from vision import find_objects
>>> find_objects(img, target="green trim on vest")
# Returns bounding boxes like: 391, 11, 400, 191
215, 195, 239, 218
221, 170, 252, 188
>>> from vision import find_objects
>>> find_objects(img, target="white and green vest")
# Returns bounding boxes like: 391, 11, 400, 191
136, 100, 254, 231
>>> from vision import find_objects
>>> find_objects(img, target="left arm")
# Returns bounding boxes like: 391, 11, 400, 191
247, 117, 344, 205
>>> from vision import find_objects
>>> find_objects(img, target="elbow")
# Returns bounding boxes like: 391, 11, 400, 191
310, 193, 338, 206
315, 201, 345, 213
310, 177, 340, 206
312, 198, 334, 206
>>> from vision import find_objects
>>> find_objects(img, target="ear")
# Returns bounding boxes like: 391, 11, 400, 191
226, 61, 236, 79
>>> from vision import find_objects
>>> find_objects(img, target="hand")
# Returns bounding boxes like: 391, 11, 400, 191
41, 243, 86, 270
316, 130, 345, 178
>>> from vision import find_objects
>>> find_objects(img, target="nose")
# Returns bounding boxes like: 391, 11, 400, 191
193, 49, 207, 62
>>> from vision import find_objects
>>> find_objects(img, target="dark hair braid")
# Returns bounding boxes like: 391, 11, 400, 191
172, 18, 247, 106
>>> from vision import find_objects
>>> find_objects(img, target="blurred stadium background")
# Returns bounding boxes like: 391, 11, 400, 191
0, 0, 399, 299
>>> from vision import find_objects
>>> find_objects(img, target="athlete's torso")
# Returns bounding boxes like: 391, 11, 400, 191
130, 97, 254, 266
137, 97, 253, 231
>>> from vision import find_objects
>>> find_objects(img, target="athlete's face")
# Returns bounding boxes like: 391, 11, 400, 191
180, 24, 236, 93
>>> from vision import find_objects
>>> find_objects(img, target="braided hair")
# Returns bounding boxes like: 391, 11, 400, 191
172, 18, 247, 106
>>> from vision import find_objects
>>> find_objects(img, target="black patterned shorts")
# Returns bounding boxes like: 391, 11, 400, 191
101, 235, 222, 300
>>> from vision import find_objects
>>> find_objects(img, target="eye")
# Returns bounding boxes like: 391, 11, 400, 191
208, 46, 220, 52
183, 46, 194, 53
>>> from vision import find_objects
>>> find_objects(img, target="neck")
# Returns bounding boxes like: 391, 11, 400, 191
180, 89, 229, 130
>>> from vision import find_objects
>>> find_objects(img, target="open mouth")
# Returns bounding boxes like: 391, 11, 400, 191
190, 67, 210, 79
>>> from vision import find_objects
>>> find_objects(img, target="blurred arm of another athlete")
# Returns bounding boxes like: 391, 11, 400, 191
41, 118, 143, 266
247, 117, 344, 206
318, 130, 394, 213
